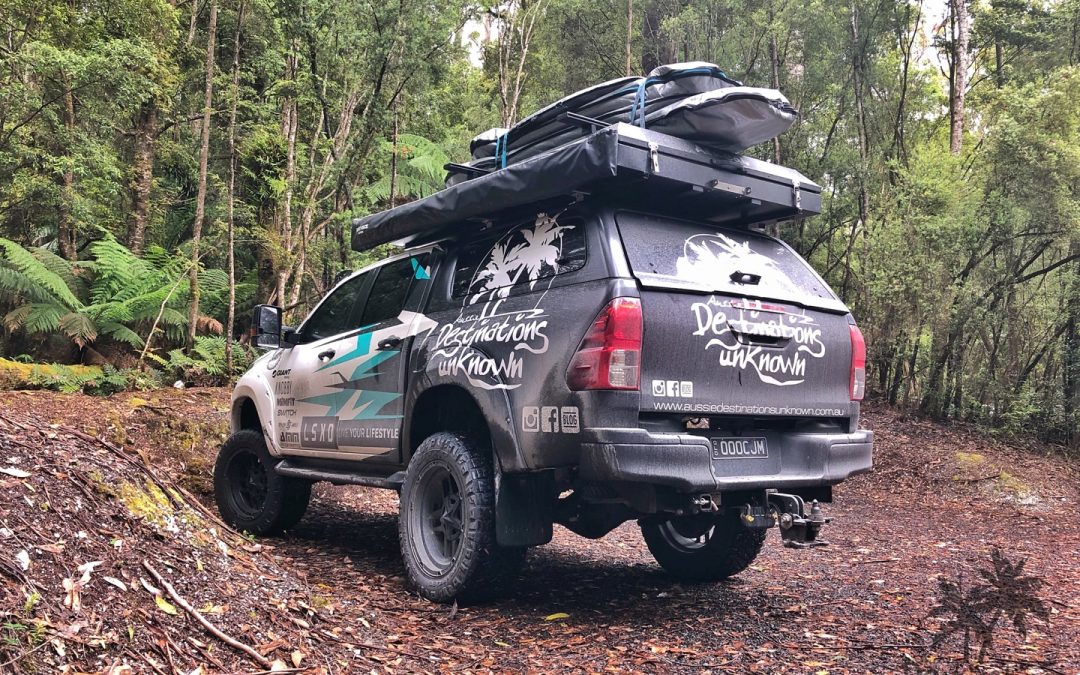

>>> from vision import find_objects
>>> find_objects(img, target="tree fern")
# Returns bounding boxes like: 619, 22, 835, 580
0, 238, 83, 309
0, 235, 216, 353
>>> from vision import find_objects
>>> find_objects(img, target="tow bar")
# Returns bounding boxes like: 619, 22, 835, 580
766, 491, 830, 549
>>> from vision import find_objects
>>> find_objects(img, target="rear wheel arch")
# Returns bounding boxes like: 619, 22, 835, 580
407, 385, 494, 464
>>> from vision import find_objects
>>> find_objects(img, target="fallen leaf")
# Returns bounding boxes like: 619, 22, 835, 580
15, 549, 30, 570
291, 650, 304, 667
544, 612, 570, 621
103, 576, 129, 592
37, 543, 63, 554
269, 659, 289, 671
155, 595, 178, 615
62, 577, 82, 612
0, 466, 31, 478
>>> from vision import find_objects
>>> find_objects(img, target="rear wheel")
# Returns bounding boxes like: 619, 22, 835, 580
399, 432, 525, 603
641, 514, 766, 582
214, 430, 311, 535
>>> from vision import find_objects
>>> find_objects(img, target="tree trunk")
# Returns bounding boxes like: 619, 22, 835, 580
58, 82, 77, 261
949, 0, 969, 155
187, 0, 218, 349
225, 0, 245, 373
389, 97, 399, 209
127, 100, 157, 256
767, 0, 781, 164
274, 50, 298, 308
625, 0, 634, 76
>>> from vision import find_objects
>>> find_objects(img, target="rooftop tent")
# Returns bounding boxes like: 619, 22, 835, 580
353, 123, 820, 252
449, 62, 794, 187
644, 87, 797, 151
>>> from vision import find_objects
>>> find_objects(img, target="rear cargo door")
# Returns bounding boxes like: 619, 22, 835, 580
616, 212, 852, 417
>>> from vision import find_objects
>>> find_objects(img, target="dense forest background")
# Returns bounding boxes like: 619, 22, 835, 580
0, 0, 1078, 447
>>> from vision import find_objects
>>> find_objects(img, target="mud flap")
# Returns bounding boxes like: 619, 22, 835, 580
495, 470, 555, 547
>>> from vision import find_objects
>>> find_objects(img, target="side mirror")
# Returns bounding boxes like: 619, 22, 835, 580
251, 305, 282, 350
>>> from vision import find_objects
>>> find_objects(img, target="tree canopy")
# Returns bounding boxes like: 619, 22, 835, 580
0, 0, 1077, 446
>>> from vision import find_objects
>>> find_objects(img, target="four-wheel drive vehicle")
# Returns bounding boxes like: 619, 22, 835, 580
214, 122, 873, 602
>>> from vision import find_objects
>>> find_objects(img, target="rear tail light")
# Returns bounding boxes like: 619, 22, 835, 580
566, 297, 642, 390
849, 325, 866, 401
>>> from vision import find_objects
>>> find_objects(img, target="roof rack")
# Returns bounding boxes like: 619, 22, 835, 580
352, 123, 820, 252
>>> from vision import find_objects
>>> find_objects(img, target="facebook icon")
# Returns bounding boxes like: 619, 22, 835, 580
540, 406, 560, 432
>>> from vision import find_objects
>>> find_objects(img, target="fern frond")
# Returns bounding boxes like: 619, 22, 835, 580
21, 303, 66, 333
32, 247, 86, 299
0, 238, 83, 309
0, 266, 67, 305
59, 312, 98, 347
100, 321, 145, 347
3, 304, 34, 331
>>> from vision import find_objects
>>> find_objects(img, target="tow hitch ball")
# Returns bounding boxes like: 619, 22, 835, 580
761, 492, 831, 549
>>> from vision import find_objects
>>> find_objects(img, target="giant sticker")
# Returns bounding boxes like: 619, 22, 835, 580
690, 296, 825, 386
676, 232, 825, 387
426, 212, 571, 390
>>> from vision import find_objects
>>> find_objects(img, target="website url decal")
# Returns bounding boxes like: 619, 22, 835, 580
653, 401, 844, 416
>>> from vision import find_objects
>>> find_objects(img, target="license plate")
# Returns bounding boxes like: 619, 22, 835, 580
711, 437, 768, 459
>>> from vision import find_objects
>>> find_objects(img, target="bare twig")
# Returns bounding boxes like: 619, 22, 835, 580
142, 560, 272, 669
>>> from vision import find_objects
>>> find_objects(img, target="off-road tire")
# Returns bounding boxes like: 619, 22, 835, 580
399, 432, 525, 603
214, 430, 311, 535
641, 514, 767, 582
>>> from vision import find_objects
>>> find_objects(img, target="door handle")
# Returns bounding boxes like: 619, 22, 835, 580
317, 349, 336, 362
377, 337, 403, 351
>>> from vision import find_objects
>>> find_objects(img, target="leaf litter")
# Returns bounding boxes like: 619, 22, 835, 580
0, 389, 1077, 672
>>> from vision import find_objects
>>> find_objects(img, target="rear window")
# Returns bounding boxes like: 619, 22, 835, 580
451, 213, 587, 299
616, 212, 840, 308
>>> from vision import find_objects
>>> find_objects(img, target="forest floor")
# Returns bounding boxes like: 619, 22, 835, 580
0, 388, 1078, 674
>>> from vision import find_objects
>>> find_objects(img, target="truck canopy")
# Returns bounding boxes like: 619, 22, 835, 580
351, 123, 821, 252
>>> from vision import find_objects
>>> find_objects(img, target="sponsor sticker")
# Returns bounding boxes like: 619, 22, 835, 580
540, 406, 560, 433
559, 407, 580, 434
521, 405, 580, 434
652, 379, 695, 398
522, 406, 540, 433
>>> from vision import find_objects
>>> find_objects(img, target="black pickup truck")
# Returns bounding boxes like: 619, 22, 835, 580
215, 122, 873, 602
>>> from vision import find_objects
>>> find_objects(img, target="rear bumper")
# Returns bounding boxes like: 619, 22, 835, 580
579, 426, 873, 492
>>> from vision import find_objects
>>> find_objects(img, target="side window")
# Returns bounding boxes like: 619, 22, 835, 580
302, 273, 368, 340
360, 255, 428, 326
451, 213, 587, 299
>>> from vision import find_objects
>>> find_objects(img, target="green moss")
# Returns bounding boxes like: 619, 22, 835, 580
114, 480, 174, 526
996, 470, 1030, 497
954, 451, 986, 467
0, 358, 101, 390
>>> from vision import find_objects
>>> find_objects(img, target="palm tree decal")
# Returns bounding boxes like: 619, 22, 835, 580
468, 211, 572, 305
677, 232, 800, 296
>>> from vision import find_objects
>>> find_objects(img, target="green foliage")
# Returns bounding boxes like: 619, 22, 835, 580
147, 335, 255, 384
0, 0, 1076, 448
8, 361, 162, 396
0, 236, 200, 348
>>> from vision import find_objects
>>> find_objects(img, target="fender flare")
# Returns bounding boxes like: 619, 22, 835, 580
231, 379, 280, 456
403, 345, 528, 473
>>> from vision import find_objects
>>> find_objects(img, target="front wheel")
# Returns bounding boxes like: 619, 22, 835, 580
398, 432, 525, 603
641, 514, 766, 582
214, 430, 311, 535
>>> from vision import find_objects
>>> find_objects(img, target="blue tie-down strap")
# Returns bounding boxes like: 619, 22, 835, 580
494, 132, 509, 169
629, 67, 733, 128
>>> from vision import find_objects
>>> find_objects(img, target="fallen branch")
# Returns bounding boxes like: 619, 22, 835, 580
142, 560, 272, 669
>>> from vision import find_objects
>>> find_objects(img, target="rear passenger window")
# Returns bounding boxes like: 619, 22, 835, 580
451, 212, 587, 299
360, 255, 429, 325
